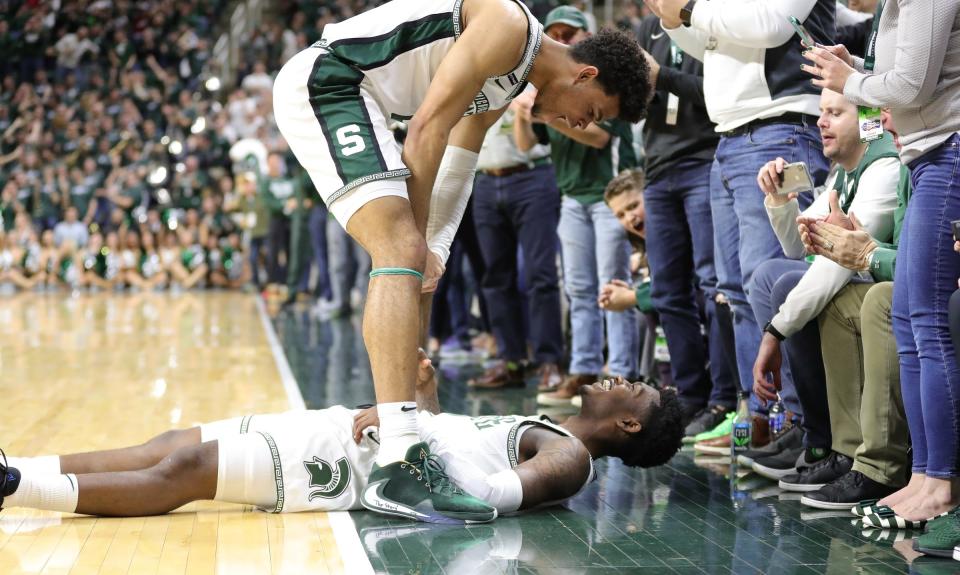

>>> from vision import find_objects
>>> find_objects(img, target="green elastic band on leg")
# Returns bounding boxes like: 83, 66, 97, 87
369, 267, 424, 281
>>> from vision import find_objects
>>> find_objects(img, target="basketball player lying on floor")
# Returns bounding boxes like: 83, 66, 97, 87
0, 354, 683, 523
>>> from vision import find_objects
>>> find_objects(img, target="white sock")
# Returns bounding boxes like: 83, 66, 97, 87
5, 473, 79, 513
7, 456, 61, 476
375, 402, 419, 466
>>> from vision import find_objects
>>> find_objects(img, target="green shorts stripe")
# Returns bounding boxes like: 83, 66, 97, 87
307, 54, 385, 186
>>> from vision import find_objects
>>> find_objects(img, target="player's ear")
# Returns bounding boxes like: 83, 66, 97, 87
617, 417, 642, 435
575, 65, 599, 84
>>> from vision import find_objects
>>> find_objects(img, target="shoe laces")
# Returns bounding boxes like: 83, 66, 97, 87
403, 451, 461, 496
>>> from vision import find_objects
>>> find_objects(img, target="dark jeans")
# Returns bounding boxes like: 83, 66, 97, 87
430, 235, 472, 344
644, 158, 738, 411
711, 122, 828, 400
267, 214, 291, 285
473, 164, 563, 364
249, 236, 266, 288
308, 204, 332, 300
893, 133, 960, 478
749, 259, 830, 450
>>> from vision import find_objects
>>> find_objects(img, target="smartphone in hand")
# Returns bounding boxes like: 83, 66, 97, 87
777, 162, 814, 195
789, 16, 817, 48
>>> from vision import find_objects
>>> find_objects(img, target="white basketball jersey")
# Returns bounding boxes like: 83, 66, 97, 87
417, 412, 597, 507
316, 0, 542, 120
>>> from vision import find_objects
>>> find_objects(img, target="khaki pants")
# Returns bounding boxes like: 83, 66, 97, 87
819, 282, 910, 487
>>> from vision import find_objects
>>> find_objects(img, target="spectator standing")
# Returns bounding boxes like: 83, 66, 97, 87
634, 14, 738, 438
260, 151, 300, 297
645, 0, 834, 405
520, 7, 640, 405
467, 91, 565, 391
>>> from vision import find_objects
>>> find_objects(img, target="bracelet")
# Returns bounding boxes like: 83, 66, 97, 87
763, 321, 786, 342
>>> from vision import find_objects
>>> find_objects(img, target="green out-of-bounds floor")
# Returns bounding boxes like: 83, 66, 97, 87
274, 312, 940, 575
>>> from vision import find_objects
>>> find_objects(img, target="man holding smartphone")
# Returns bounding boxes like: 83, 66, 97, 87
641, 0, 834, 415
746, 89, 901, 486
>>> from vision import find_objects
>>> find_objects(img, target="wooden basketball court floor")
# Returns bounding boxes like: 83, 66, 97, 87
0, 292, 937, 574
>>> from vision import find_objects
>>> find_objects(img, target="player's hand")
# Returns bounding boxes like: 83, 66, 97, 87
416, 347, 436, 390
352, 407, 379, 444
757, 157, 796, 207
421, 249, 445, 293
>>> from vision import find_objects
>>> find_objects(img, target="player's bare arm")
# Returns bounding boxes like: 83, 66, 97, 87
402, 0, 528, 235
513, 431, 592, 510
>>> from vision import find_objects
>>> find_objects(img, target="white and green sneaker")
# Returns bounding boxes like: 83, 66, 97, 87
361, 442, 497, 524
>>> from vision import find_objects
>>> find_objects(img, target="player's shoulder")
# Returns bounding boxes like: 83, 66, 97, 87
461, 0, 529, 37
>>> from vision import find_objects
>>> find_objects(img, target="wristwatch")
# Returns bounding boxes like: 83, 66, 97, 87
680, 0, 696, 27
763, 321, 786, 342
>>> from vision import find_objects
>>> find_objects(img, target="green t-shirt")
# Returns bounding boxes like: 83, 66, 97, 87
547, 120, 637, 205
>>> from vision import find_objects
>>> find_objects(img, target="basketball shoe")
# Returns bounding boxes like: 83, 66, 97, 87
361, 442, 497, 524
0, 449, 21, 511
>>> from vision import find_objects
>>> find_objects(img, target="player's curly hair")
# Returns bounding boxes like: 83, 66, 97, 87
618, 386, 684, 468
570, 28, 651, 123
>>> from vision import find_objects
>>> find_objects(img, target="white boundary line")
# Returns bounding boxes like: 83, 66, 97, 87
255, 295, 306, 410
254, 295, 374, 575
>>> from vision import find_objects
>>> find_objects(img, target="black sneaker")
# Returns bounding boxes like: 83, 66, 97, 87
800, 470, 901, 510
737, 425, 803, 467
753, 446, 828, 481
779, 452, 853, 492
684, 405, 731, 440
0, 448, 22, 511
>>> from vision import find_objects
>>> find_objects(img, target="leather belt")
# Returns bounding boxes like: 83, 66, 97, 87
720, 112, 818, 138
480, 157, 550, 178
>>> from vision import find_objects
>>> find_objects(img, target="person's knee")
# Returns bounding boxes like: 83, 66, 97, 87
155, 443, 215, 487
347, 198, 426, 270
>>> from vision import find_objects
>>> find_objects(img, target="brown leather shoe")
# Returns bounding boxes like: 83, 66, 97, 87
467, 361, 525, 390
537, 373, 596, 406
537, 363, 563, 392
693, 433, 731, 456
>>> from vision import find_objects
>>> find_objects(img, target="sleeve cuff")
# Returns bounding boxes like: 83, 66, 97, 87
843, 71, 867, 106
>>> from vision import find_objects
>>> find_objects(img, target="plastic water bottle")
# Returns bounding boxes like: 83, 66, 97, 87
654, 326, 670, 363
768, 393, 786, 439
732, 391, 752, 454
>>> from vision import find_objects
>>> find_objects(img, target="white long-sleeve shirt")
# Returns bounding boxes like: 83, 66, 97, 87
665, 0, 835, 132
766, 157, 901, 337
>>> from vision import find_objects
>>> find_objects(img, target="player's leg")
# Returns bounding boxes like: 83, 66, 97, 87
7, 428, 201, 476
1, 441, 217, 516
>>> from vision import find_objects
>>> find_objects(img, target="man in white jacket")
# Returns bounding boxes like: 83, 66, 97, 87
746, 88, 900, 485
642, 0, 835, 414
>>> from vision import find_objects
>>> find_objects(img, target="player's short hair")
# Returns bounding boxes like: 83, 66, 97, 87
603, 168, 645, 205
617, 387, 684, 468
570, 29, 650, 123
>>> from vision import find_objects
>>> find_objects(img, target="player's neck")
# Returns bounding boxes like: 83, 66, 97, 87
527, 38, 570, 93
560, 416, 609, 459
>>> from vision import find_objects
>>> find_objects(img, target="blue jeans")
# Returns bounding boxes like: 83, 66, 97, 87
644, 158, 738, 410
711, 122, 828, 396
472, 165, 564, 363
749, 258, 834, 449
558, 195, 639, 377
326, 217, 370, 310
893, 133, 960, 478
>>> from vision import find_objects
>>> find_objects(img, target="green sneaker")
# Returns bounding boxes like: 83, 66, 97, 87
694, 412, 736, 443
914, 512, 960, 557
361, 442, 498, 524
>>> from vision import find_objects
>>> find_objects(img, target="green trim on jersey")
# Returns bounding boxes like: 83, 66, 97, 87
327, 13, 456, 70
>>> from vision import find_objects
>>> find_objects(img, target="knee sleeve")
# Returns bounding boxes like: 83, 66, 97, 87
426, 146, 479, 265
